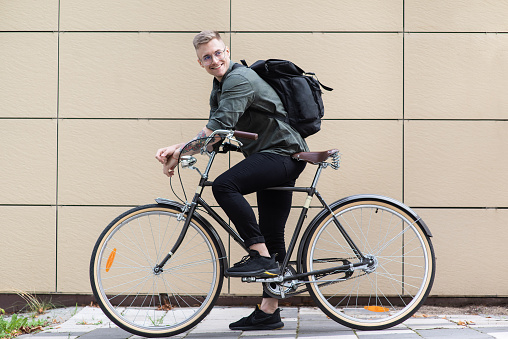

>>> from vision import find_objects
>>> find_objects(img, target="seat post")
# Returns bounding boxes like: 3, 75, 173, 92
310, 164, 325, 190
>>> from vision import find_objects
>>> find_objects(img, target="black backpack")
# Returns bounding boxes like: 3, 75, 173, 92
238, 59, 333, 138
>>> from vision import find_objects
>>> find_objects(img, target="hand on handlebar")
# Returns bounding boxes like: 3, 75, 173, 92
162, 156, 179, 177
155, 144, 182, 164
156, 130, 258, 178
156, 144, 182, 177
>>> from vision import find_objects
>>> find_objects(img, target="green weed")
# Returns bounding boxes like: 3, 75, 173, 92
0, 311, 48, 338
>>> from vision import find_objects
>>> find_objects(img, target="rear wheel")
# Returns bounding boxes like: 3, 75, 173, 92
302, 197, 435, 330
90, 204, 224, 337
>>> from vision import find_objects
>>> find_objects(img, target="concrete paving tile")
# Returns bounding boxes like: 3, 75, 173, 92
241, 335, 295, 339
471, 320, 508, 327
20, 335, 80, 339
76, 328, 132, 338
298, 307, 330, 321
205, 307, 253, 320
485, 333, 508, 339
476, 327, 508, 338
241, 328, 297, 336
404, 317, 460, 330
25, 337, 80, 339
130, 333, 187, 339
298, 333, 357, 338
299, 307, 322, 314
417, 327, 493, 338
299, 319, 353, 332
190, 319, 232, 333
35, 332, 87, 337
299, 327, 355, 337
356, 329, 416, 336
185, 332, 241, 338
46, 324, 106, 333
280, 307, 299, 317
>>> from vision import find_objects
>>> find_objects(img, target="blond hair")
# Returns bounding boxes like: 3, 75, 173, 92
193, 30, 223, 49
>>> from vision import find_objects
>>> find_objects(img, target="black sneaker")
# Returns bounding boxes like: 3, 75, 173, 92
225, 249, 280, 277
229, 305, 284, 331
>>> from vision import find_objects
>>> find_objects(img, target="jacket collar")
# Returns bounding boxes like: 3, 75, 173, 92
213, 61, 236, 88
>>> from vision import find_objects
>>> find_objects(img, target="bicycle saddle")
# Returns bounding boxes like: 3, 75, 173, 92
292, 149, 338, 164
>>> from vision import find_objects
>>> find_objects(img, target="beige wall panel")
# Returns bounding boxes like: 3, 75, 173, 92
406, 1, 508, 32
231, 0, 402, 31
405, 33, 508, 120
297, 120, 403, 202
232, 33, 402, 120
0, 0, 58, 31
0, 206, 55, 292
60, 0, 229, 31
59, 33, 228, 119
0, 120, 57, 204
57, 206, 132, 292
417, 208, 508, 296
405, 121, 508, 207
0, 33, 57, 118
58, 119, 229, 205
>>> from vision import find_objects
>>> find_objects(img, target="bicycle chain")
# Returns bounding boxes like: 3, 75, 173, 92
265, 257, 368, 299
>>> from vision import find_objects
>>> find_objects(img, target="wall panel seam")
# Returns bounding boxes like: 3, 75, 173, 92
55, 0, 61, 293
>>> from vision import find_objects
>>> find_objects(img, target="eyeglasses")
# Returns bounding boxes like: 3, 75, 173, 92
201, 48, 226, 66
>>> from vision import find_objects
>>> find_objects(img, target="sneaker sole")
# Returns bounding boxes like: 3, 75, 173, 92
225, 269, 280, 278
230, 322, 284, 331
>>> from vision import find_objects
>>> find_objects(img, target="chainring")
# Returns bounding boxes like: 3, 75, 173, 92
262, 265, 298, 299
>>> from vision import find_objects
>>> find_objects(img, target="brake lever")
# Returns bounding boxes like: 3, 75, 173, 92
219, 142, 242, 153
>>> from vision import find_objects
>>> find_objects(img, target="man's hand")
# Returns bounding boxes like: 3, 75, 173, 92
162, 156, 179, 177
155, 127, 212, 177
156, 144, 182, 177
155, 144, 181, 164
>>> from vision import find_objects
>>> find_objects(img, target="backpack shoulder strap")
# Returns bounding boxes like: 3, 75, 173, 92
304, 72, 333, 92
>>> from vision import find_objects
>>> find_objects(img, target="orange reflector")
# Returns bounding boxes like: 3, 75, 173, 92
106, 248, 117, 272
364, 306, 389, 313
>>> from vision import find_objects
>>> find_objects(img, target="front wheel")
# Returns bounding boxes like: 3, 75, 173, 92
302, 196, 435, 330
90, 204, 224, 337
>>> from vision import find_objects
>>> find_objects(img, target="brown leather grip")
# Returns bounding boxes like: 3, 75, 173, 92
233, 130, 258, 140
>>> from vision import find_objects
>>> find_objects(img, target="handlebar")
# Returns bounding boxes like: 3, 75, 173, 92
233, 130, 258, 140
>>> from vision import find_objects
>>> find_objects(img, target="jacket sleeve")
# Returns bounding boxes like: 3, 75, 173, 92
206, 74, 255, 131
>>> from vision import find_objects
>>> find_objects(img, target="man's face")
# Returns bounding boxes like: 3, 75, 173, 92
196, 38, 230, 82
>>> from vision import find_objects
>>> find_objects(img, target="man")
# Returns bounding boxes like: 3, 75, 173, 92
155, 31, 308, 331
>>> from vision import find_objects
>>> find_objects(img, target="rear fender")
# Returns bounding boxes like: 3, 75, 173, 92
296, 194, 432, 271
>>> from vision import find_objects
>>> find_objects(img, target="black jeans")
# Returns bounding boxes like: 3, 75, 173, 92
212, 152, 306, 265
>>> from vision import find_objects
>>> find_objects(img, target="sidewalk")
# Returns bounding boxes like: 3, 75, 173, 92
17, 306, 508, 339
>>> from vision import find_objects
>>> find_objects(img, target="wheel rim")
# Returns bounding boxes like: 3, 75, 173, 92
93, 208, 220, 334
307, 203, 433, 327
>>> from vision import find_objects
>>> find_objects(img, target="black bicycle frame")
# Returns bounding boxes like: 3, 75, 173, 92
155, 145, 370, 279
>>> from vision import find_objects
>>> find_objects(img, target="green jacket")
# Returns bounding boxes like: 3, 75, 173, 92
206, 62, 309, 157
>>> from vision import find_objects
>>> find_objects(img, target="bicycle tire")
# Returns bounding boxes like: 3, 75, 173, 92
301, 196, 435, 330
90, 203, 224, 337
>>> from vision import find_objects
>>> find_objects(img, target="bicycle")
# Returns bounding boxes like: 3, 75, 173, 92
89, 129, 435, 337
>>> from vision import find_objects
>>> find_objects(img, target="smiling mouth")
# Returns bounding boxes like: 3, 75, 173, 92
210, 63, 223, 70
